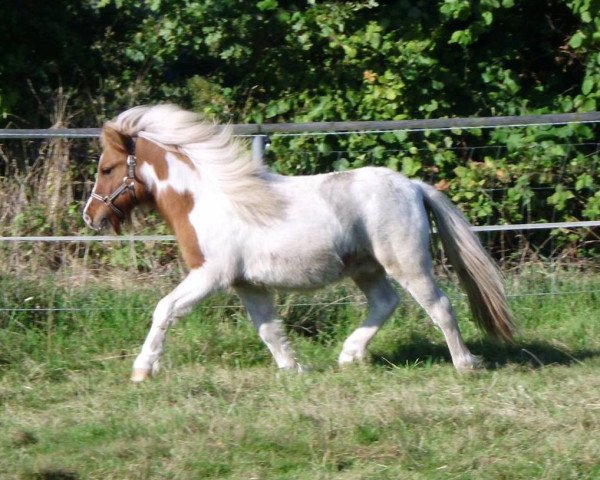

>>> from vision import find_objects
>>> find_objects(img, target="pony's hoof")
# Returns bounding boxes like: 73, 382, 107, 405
277, 363, 310, 376
455, 355, 485, 372
131, 368, 151, 382
296, 363, 311, 373
338, 350, 366, 366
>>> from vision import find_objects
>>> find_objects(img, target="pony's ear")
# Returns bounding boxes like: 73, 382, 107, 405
101, 123, 129, 153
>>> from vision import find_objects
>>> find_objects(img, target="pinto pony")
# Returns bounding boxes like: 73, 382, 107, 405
83, 105, 515, 381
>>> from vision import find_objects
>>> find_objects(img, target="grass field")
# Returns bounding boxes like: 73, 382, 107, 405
1, 269, 599, 479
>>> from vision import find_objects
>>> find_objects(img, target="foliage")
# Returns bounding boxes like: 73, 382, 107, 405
0, 0, 598, 262
1, 1, 597, 125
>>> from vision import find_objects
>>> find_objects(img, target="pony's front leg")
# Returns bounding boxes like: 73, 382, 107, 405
235, 285, 303, 372
131, 267, 221, 382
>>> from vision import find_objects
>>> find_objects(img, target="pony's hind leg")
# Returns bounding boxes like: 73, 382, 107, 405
394, 269, 482, 371
236, 285, 303, 372
338, 270, 399, 365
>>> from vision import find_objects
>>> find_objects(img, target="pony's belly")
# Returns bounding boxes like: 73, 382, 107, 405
240, 249, 381, 290
241, 249, 347, 289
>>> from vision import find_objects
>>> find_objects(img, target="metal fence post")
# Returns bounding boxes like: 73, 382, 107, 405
252, 134, 269, 162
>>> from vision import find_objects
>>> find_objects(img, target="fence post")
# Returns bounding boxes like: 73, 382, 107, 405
252, 134, 269, 162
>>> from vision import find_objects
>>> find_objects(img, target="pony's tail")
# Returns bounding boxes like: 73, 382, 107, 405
415, 181, 516, 342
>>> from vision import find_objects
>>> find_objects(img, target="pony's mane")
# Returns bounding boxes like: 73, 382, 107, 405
108, 104, 284, 224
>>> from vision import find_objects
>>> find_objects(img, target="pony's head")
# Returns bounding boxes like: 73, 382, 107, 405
83, 125, 150, 233
84, 103, 285, 234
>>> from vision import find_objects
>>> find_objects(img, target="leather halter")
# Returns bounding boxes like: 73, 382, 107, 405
90, 137, 138, 221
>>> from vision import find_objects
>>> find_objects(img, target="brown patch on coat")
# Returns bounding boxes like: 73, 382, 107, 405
101, 124, 129, 153
155, 187, 205, 269
135, 140, 203, 269
136, 138, 170, 181
136, 139, 196, 181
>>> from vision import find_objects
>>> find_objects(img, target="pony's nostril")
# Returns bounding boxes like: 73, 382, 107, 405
83, 212, 92, 228
100, 217, 109, 231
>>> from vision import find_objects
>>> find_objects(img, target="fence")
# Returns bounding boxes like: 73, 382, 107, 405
1, 111, 599, 315
2, 111, 600, 237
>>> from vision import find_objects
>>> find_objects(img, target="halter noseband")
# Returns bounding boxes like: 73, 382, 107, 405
91, 137, 138, 221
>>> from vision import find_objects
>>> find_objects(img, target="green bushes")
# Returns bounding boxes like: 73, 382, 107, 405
1, 1, 598, 269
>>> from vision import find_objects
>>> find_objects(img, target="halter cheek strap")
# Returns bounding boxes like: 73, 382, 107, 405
90, 139, 138, 221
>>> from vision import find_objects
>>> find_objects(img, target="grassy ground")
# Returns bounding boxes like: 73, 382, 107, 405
1, 270, 599, 479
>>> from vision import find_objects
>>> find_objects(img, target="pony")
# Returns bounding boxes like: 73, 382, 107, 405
83, 104, 515, 382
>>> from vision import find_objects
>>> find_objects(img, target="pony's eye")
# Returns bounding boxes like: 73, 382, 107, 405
101, 167, 113, 175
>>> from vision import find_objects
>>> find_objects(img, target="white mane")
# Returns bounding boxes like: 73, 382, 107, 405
109, 104, 284, 224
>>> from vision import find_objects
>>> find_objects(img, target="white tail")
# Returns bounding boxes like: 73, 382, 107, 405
416, 181, 516, 341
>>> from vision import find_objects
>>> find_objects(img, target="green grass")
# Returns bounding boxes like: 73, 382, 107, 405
1, 271, 600, 479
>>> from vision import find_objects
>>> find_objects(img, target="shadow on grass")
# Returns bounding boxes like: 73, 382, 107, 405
22, 469, 80, 480
371, 333, 600, 370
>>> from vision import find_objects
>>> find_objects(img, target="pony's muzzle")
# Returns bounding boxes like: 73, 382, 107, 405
83, 210, 109, 232
82, 212, 93, 229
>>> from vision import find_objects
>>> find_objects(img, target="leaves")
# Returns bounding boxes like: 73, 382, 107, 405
0, 0, 598, 265
581, 76, 595, 95
548, 186, 575, 211
569, 31, 586, 48
257, 0, 278, 11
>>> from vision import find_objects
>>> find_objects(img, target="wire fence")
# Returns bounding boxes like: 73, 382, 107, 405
2, 137, 600, 241
2, 283, 600, 315
1, 110, 597, 137
1, 113, 599, 315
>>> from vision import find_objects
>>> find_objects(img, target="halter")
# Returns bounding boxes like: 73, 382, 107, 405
90, 138, 138, 221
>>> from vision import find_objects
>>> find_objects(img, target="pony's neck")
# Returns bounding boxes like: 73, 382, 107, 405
135, 138, 205, 269
136, 134, 286, 227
